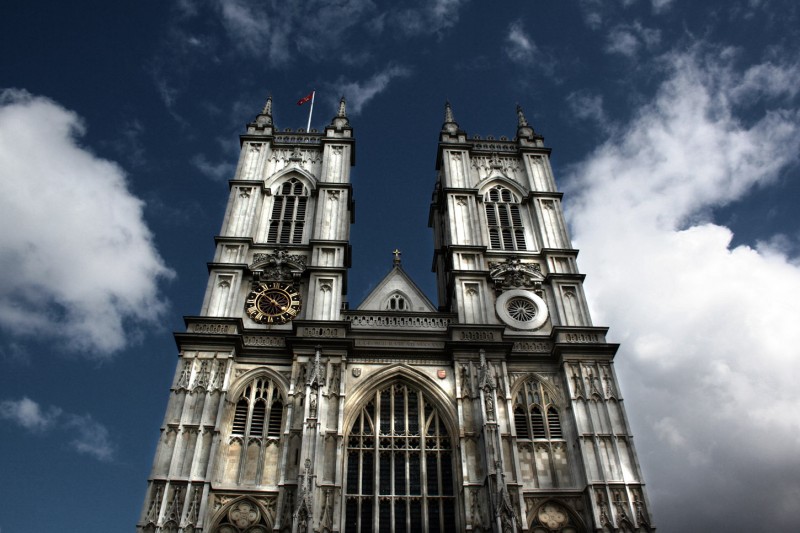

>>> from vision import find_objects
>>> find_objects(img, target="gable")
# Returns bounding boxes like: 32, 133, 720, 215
356, 266, 437, 312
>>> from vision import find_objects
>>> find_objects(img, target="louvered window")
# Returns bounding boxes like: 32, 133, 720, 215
514, 379, 565, 441
229, 378, 284, 441
514, 405, 530, 439
267, 398, 283, 438
484, 185, 526, 251
232, 398, 248, 436
267, 178, 308, 244
250, 401, 266, 437
531, 406, 546, 438
345, 383, 456, 533
547, 406, 562, 438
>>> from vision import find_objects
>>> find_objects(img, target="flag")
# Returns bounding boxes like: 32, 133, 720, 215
297, 91, 314, 105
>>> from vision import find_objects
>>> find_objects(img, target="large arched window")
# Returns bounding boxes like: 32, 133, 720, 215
514, 378, 562, 441
514, 377, 572, 488
221, 376, 284, 486
345, 382, 456, 533
267, 178, 308, 244
231, 377, 284, 440
484, 185, 526, 251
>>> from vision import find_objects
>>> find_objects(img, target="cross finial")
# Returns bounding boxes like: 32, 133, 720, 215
392, 249, 402, 266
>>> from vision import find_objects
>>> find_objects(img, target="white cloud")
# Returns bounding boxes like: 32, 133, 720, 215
605, 21, 661, 58
651, 0, 675, 14
217, 0, 272, 57
394, 0, 467, 36
191, 153, 236, 181
566, 91, 607, 126
504, 20, 555, 75
333, 65, 411, 115
505, 20, 537, 63
0, 90, 173, 356
564, 47, 800, 530
578, 0, 606, 30
65, 413, 114, 461
0, 397, 114, 461
0, 397, 61, 431
214, 0, 380, 65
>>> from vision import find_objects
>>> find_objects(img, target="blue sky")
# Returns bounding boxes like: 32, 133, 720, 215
2, 1, 800, 531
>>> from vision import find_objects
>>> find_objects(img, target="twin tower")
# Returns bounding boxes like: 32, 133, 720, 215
138, 98, 655, 533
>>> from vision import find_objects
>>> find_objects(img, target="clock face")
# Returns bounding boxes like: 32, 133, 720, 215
245, 281, 301, 324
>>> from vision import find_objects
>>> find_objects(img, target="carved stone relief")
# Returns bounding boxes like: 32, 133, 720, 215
471, 154, 522, 181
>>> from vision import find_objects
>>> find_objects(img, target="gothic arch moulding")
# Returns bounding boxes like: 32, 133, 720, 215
207, 495, 276, 533
343, 363, 458, 441
510, 372, 565, 407
226, 368, 289, 404
477, 175, 529, 200
264, 167, 318, 194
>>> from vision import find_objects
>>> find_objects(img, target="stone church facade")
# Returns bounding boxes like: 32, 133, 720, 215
138, 99, 655, 533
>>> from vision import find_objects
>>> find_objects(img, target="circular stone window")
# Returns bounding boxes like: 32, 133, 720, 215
495, 289, 549, 330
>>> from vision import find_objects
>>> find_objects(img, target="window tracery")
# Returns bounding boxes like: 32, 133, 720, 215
344, 382, 456, 533
483, 185, 526, 251
267, 178, 308, 244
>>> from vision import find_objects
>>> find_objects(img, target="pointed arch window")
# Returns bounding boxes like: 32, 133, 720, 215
345, 382, 456, 533
229, 377, 284, 441
386, 293, 408, 311
484, 185, 526, 251
514, 379, 564, 441
267, 178, 309, 244
223, 376, 285, 486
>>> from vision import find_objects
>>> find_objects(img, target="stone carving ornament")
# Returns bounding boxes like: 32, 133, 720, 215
489, 257, 544, 290
229, 500, 260, 529
250, 250, 307, 282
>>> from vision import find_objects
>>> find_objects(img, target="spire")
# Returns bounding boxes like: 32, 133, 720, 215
515, 103, 537, 141
516, 103, 528, 127
441, 100, 460, 135
254, 94, 273, 127
444, 100, 455, 124
329, 96, 350, 130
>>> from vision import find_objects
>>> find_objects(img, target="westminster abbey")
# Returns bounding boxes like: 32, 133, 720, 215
138, 98, 655, 533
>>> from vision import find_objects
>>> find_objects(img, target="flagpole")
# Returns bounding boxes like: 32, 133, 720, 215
306, 90, 315, 132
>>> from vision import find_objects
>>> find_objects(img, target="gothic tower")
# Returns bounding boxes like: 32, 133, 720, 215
138, 100, 655, 533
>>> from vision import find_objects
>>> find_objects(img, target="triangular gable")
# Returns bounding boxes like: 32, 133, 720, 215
356, 266, 437, 312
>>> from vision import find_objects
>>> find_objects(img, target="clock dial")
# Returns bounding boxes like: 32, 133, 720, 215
245, 281, 301, 324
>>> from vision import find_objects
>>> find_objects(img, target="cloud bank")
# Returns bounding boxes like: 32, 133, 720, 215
564, 47, 800, 530
0, 90, 173, 357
